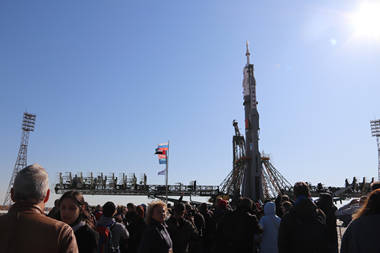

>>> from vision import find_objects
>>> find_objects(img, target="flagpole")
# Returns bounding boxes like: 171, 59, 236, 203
165, 140, 169, 204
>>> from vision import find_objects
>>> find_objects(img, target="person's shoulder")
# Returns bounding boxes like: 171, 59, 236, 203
35, 213, 72, 231
114, 221, 127, 230
245, 212, 258, 221
281, 209, 296, 223
78, 223, 96, 234
182, 218, 195, 227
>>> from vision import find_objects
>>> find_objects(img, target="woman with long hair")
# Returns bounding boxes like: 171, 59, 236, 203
341, 189, 380, 253
59, 191, 98, 253
138, 200, 172, 253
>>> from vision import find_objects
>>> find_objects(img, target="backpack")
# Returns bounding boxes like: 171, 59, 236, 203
97, 222, 120, 253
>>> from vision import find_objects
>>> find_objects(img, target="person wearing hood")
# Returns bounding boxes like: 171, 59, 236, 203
259, 202, 281, 253
278, 182, 328, 253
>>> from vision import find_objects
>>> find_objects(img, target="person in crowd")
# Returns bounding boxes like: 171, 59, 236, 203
0, 164, 78, 253
341, 189, 380, 253
259, 202, 281, 253
138, 200, 173, 253
97, 201, 129, 253
59, 191, 98, 253
185, 203, 204, 253
166, 203, 199, 253
198, 203, 217, 253
94, 205, 103, 221
213, 198, 230, 225
216, 197, 262, 253
126, 204, 147, 253
278, 182, 328, 253
275, 194, 283, 217
335, 196, 367, 226
275, 194, 290, 218
136, 205, 145, 219
48, 199, 60, 219
316, 193, 338, 253
280, 201, 292, 216
124, 203, 136, 225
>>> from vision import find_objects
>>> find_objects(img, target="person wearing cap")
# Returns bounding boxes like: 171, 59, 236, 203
0, 164, 78, 253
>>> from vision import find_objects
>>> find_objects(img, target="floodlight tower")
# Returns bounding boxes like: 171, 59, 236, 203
3, 112, 36, 206
370, 119, 380, 180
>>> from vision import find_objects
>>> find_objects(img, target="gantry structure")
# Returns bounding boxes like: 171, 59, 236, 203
220, 121, 292, 200
54, 172, 219, 197
3, 112, 36, 206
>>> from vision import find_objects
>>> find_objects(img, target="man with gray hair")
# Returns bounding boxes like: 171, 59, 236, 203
0, 163, 78, 253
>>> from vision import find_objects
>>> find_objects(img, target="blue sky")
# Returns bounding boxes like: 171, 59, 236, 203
1, 0, 380, 202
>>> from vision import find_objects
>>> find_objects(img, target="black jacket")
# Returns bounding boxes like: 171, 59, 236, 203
138, 220, 172, 253
126, 214, 146, 253
216, 209, 262, 253
74, 223, 98, 253
278, 197, 328, 253
341, 214, 380, 253
166, 216, 199, 253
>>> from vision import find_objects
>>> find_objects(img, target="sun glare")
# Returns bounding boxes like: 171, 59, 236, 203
350, 2, 380, 40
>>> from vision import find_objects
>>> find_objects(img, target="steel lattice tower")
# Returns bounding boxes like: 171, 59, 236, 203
370, 119, 380, 180
3, 112, 36, 206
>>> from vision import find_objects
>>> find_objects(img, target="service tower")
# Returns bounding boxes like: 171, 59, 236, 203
241, 42, 263, 201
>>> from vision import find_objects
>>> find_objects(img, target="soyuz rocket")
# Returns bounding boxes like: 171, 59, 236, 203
241, 42, 264, 201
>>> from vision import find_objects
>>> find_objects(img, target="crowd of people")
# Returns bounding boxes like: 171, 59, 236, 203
1, 163, 380, 253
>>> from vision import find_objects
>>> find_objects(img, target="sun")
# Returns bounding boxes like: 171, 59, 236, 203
350, 2, 380, 40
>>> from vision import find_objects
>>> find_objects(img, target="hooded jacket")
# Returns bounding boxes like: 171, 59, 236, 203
278, 196, 328, 253
259, 202, 281, 253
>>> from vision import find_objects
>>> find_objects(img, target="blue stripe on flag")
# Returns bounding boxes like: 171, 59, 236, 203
159, 159, 167, 164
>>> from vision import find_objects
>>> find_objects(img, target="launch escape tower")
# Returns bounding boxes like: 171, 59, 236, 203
370, 119, 380, 180
3, 112, 36, 206
241, 42, 263, 201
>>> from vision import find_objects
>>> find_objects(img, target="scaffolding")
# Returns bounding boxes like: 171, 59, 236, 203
55, 172, 219, 197
221, 121, 292, 200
